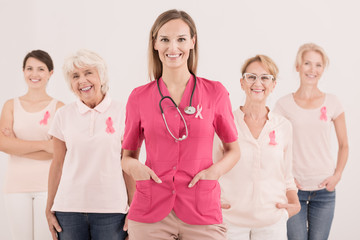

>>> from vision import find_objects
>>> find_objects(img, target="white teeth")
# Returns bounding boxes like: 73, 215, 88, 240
167, 54, 180, 57
252, 89, 264, 92
30, 79, 40, 82
81, 86, 92, 91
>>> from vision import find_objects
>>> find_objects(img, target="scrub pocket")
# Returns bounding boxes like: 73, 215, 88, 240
196, 180, 221, 215
131, 180, 152, 214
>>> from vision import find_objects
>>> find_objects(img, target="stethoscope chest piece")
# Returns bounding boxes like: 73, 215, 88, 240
184, 106, 196, 115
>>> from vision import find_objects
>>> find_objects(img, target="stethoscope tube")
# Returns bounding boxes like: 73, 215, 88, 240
157, 74, 197, 141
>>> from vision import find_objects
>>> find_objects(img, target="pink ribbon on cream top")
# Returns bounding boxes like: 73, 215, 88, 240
105, 117, 115, 134
320, 106, 327, 121
269, 130, 277, 145
39, 111, 50, 125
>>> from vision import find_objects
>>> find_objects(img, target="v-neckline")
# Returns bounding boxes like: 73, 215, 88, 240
158, 75, 195, 109
237, 107, 270, 142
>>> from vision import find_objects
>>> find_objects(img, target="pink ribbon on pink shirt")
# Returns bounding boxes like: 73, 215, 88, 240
320, 106, 327, 121
105, 117, 115, 134
269, 130, 277, 145
195, 104, 203, 119
39, 111, 50, 125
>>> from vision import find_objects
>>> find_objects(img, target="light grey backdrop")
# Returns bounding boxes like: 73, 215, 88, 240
0, 0, 359, 239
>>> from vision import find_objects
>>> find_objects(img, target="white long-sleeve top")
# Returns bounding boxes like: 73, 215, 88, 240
214, 107, 296, 228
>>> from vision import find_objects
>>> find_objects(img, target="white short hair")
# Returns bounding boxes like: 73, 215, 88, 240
63, 49, 109, 94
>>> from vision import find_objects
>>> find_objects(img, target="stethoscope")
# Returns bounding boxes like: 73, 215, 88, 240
157, 74, 197, 141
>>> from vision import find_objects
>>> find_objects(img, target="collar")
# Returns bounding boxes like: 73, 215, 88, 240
76, 94, 112, 114
236, 106, 274, 121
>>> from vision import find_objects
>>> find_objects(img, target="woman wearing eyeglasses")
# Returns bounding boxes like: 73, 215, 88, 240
121, 9, 240, 240
274, 43, 349, 240
214, 55, 300, 240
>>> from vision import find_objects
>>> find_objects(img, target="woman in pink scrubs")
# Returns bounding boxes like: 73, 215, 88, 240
122, 9, 240, 240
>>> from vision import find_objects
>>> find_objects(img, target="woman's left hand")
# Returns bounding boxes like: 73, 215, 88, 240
123, 214, 129, 240
1, 128, 15, 137
188, 167, 220, 188
276, 202, 301, 218
319, 173, 341, 191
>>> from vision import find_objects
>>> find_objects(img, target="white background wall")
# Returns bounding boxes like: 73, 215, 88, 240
0, 0, 359, 239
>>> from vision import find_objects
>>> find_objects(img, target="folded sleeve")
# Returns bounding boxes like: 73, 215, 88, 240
122, 88, 144, 151
213, 82, 238, 143
48, 109, 65, 141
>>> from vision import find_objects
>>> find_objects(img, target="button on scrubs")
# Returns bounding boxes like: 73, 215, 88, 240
122, 75, 237, 225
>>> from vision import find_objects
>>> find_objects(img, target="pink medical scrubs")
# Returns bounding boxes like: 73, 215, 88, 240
122, 75, 237, 225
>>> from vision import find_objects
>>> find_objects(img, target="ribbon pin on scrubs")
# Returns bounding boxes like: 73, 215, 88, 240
195, 104, 203, 119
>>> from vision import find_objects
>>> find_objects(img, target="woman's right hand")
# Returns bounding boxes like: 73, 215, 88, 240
44, 138, 54, 154
46, 209, 62, 240
130, 161, 162, 183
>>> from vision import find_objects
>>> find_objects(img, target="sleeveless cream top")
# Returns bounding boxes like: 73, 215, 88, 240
4, 97, 58, 193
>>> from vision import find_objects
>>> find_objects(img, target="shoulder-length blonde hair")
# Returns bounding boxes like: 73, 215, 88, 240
148, 9, 198, 81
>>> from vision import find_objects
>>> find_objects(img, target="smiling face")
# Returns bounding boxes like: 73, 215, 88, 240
241, 61, 276, 103
297, 50, 325, 86
70, 66, 104, 108
23, 57, 53, 89
154, 19, 195, 72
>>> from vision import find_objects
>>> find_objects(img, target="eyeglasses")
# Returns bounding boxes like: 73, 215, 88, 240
243, 73, 274, 84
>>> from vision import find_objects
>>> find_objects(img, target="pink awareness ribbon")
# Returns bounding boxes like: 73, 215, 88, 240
105, 117, 115, 134
320, 106, 327, 121
195, 104, 203, 119
39, 111, 50, 125
269, 130, 277, 145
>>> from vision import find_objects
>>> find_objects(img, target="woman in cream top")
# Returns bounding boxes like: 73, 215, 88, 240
46, 49, 129, 240
274, 43, 349, 240
214, 55, 300, 240
0, 50, 64, 240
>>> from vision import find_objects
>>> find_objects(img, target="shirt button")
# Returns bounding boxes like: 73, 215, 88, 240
172, 190, 176, 194
173, 166, 177, 170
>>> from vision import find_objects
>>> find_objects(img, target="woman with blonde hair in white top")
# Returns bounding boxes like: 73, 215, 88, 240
0, 49, 64, 240
214, 54, 300, 240
274, 43, 349, 240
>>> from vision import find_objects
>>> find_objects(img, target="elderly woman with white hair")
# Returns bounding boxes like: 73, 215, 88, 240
45, 49, 129, 240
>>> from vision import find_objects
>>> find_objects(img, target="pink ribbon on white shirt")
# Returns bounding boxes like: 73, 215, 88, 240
269, 130, 277, 145
320, 106, 327, 121
39, 111, 50, 125
195, 104, 203, 119
105, 117, 115, 134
